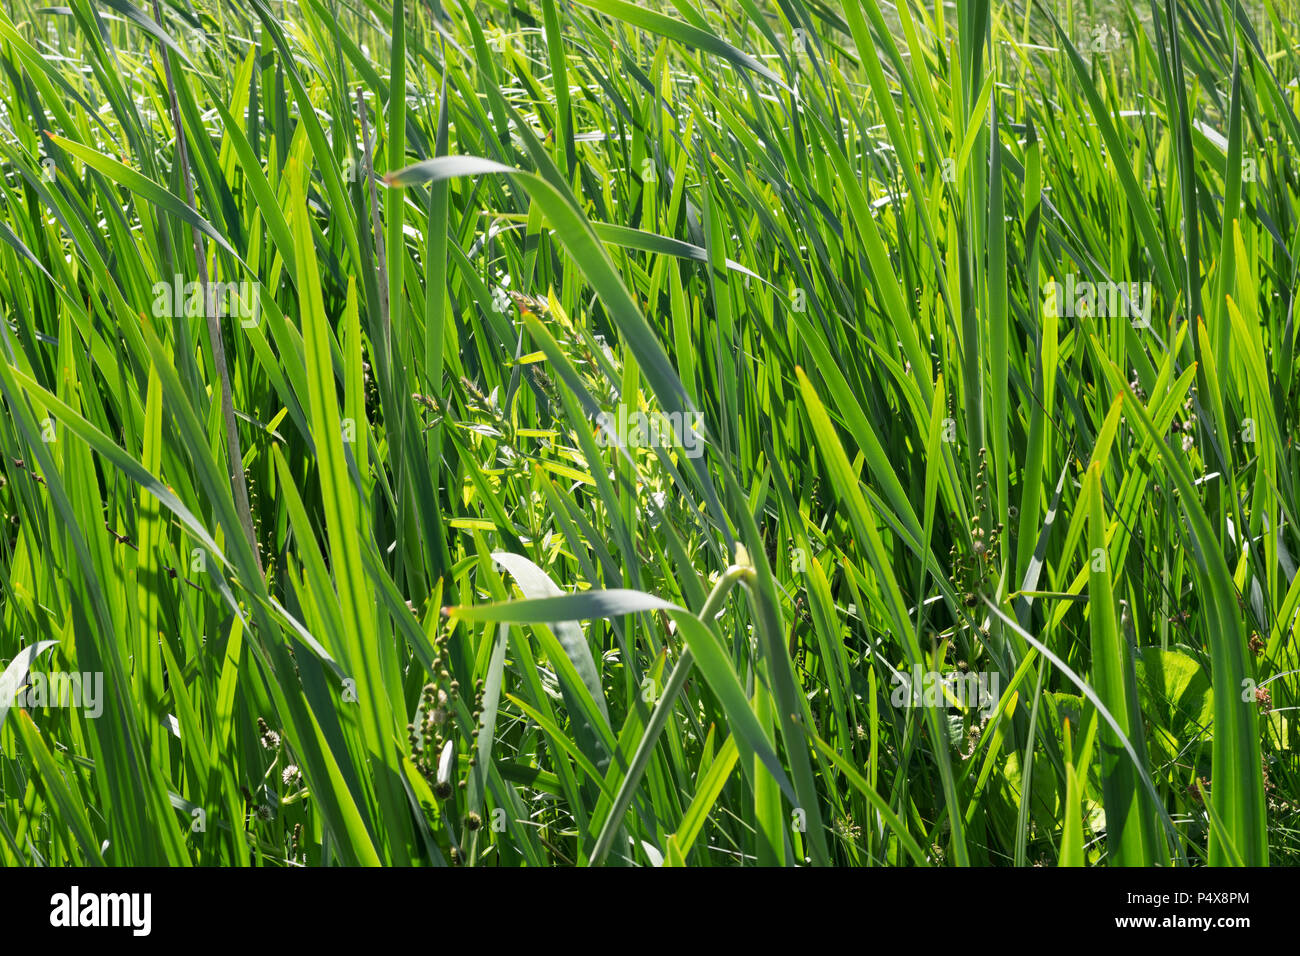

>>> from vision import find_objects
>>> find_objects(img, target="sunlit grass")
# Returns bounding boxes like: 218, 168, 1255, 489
0, 0, 1296, 866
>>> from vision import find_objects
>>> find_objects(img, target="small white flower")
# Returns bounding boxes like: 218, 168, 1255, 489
282, 764, 300, 786
1182, 434, 1194, 453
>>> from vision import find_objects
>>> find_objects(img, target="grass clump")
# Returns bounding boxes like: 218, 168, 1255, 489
0, 0, 1296, 866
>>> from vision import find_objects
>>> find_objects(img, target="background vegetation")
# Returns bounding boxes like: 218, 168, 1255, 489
0, 0, 1296, 865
